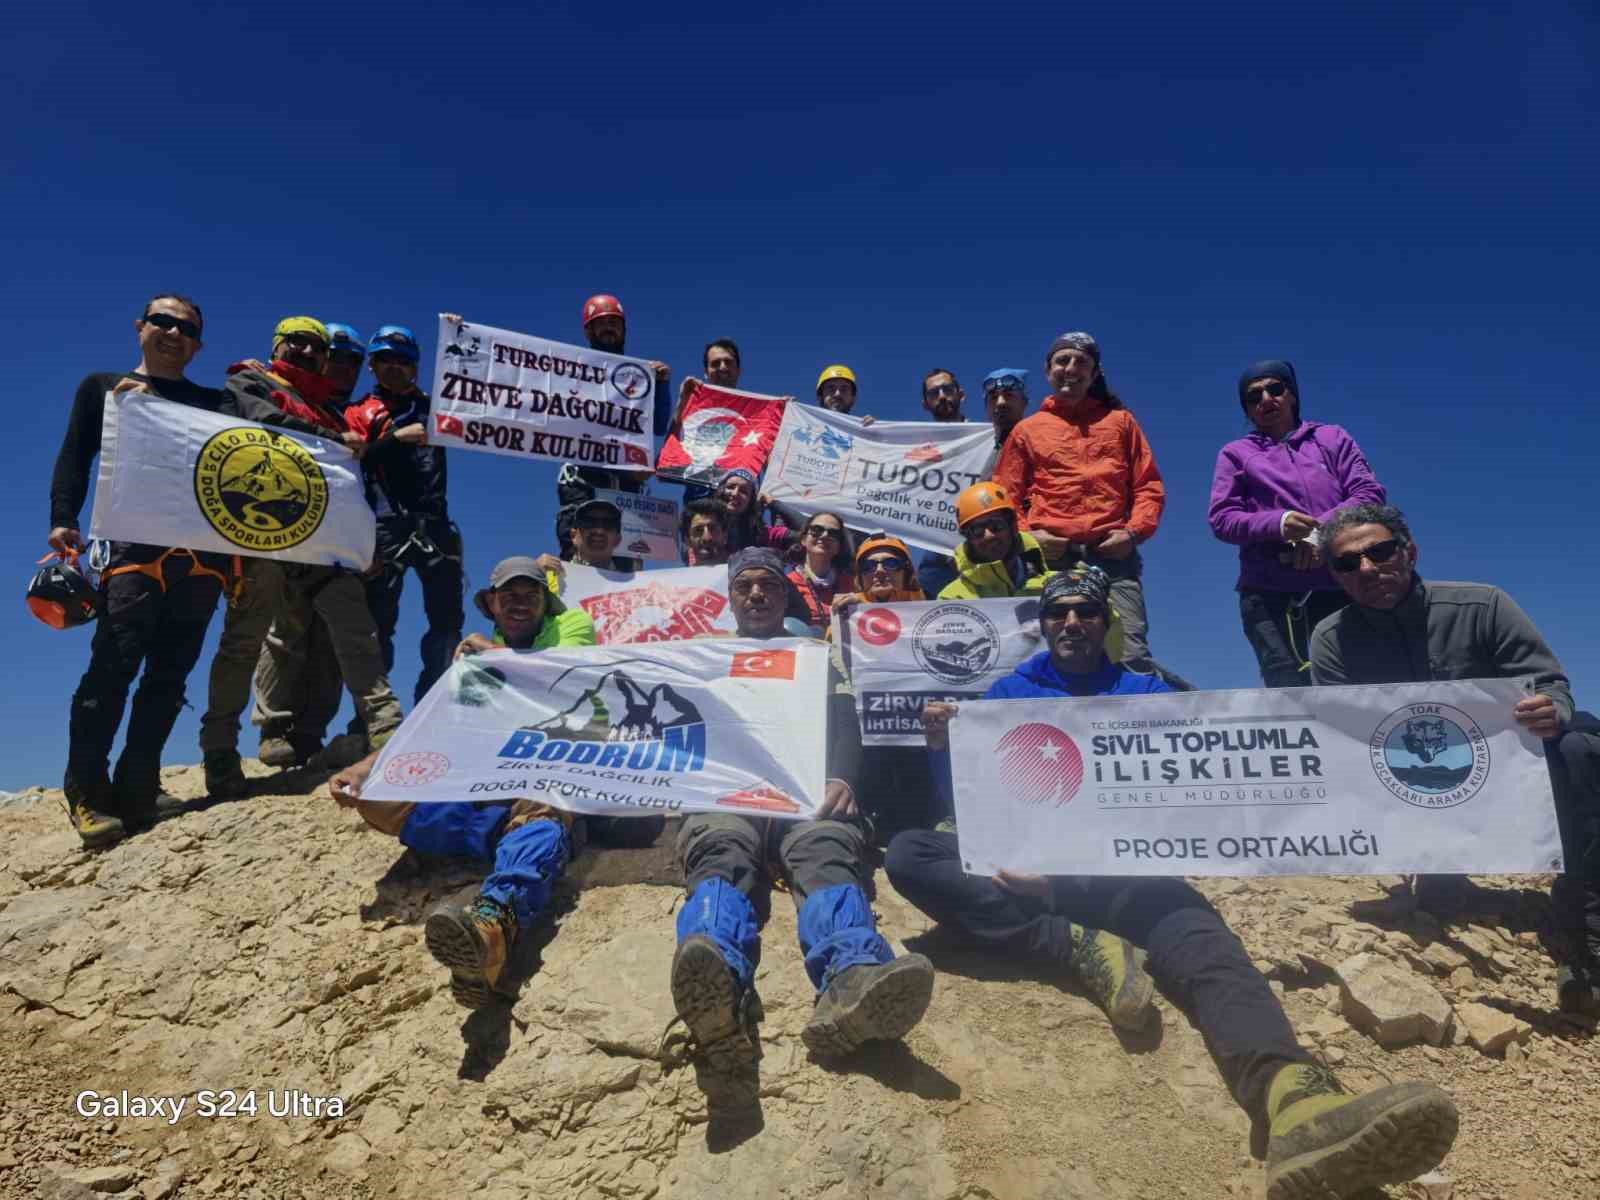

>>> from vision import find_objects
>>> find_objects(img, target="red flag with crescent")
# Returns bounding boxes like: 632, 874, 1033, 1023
656, 381, 787, 485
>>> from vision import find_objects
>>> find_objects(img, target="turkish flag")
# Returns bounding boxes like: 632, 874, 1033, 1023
656, 381, 787, 485
728, 649, 796, 680
436, 413, 464, 438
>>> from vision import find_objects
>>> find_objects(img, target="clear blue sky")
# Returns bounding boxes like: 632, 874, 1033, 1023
3, 3, 1596, 789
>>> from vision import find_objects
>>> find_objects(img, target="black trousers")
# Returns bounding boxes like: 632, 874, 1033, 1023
1238, 588, 1347, 689
1545, 722, 1600, 963
885, 830, 1310, 1119
67, 557, 223, 808
364, 518, 464, 706
677, 813, 871, 909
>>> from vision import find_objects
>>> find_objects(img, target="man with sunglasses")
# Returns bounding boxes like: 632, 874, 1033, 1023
937, 481, 1054, 601
1310, 503, 1600, 1013
912, 370, 970, 598
199, 317, 403, 799
982, 368, 1029, 451
323, 323, 366, 410
48, 293, 230, 846
889, 565, 1460, 1200
566, 497, 634, 570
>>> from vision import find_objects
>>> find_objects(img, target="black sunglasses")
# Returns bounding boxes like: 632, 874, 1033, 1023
1244, 380, 1289, 406
142, 312, 201, 339
805, 525, 843, 542
281, 332, 329, 354
1043, 601, 1107, 622
1328, 538, 1402, 574
579, 517, 622, 532
861, 555, 909, 575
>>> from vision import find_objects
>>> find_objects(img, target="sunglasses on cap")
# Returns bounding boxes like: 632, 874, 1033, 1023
805, 524, 843, 542
983, 374, 1024, 394
142, 312, 201, 339
1042, 600, 1107, 622
1328, 538, 1402, 574
1244, 380, 1289, 406
861, 554, 909, 576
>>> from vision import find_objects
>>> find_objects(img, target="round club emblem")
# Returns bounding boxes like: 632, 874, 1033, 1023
1369, 703, 1490, 810
611, 362, 652, 401
996, 723, 1084, 807
912, 603, 1000, 685
382, 751, 451, 788
193, 427, 329, 552
680, 407, 743, 465
855, 607, 902, 647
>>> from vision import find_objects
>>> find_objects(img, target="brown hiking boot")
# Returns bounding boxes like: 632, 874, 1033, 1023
425, 895, 517, 1009
1264, 1064, 1458, 1199
670, 935, 760, 1113
801, 955, 935, 1058
258, 734, 322, 769
64, 777, 124, 850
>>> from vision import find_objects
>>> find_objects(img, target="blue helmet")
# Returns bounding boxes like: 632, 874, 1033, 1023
367, 324, 420, 363
325, 323, 365, 359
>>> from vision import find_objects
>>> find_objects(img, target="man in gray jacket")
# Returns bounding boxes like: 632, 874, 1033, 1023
1310, 503, 1600, 1013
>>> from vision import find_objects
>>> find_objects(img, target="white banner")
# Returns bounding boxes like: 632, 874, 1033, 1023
834, 598, 1044, 745
88, 392, 375, 570
762, 407, 998, 553
594, 487, 680, 562
430, 315, 654, 468
553, 562, 736, 642
360, 640, 828, 820
949, 679, 1561, 878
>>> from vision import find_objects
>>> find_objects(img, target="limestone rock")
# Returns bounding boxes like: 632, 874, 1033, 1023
1455, 1001, 1532, 1057
323, 1132, 372, 1175
1421, 942, 1470, 974
1335, 953, 1453, 1048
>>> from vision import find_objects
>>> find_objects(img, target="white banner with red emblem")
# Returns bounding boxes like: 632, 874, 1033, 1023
761, 406, 998, 553
833, 598, 1045, 745
358, 639, 827, 820
428, 315, 655, 467
552, 562, 736, 642
947, 679, 1561, 878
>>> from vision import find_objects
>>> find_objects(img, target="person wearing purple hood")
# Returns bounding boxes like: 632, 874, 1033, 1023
1207, 361, 1387, 688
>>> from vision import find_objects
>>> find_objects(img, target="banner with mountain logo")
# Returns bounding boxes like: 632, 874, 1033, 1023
88, 392, 375, 570
357, 639, 829, 820
761, 406, 998, 552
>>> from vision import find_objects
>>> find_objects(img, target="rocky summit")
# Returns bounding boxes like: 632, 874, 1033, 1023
2, 763, 1598, 1200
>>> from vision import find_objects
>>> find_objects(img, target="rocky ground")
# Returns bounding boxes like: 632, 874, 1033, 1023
1, 763, 1596, 1200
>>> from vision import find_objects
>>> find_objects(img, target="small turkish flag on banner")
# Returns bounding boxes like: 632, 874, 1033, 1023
436, 413, 464, 437
657, 381, 787, 486
728, 649, 797, 680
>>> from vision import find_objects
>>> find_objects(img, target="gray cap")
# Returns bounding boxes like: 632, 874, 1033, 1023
486, 556, 547, 590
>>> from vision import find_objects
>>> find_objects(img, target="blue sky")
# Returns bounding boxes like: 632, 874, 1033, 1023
2, 3, 1596, 789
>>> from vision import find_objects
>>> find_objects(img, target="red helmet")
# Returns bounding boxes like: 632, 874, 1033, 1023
581, 294, 625, 327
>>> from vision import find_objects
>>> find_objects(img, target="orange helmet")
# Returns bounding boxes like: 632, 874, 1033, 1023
955, 481, 1016, 529
581, 294, 625, 327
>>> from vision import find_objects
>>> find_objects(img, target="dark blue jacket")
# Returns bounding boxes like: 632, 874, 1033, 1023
930, 650, 1171, 816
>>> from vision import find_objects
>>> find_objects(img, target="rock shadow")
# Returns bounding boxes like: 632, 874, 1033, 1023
812, 1039, 960, 1100
457, 889, 578, 1082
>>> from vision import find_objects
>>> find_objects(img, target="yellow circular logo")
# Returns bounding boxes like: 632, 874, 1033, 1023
193, 428, 329, 551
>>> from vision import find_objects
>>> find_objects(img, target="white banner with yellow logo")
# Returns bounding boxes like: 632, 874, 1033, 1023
88, 392, 376, 570
948, 679, 1560, 878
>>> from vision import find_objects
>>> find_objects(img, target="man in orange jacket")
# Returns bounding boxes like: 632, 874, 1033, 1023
993, 332, 1166, 675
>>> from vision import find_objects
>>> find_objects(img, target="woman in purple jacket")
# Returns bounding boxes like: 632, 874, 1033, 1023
1208, 361, 1387, 687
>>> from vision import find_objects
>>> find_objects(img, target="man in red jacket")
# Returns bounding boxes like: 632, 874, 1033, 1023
198, 317, 403, 798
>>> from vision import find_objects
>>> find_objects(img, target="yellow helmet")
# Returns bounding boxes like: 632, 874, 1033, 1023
816, 364, 857, 394
272, 316, 329, 345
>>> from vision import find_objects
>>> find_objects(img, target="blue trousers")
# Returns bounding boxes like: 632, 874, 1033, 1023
399, 802, 569, 929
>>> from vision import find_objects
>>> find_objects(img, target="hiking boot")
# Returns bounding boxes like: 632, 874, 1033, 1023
203, 749, 249, 800
425, 895, 517, 1009
1264, 1064, 1458, 1199
112, 761, 186, 832
308, 733, 368, 771
670, 935, 759, 1111
801, 954, 935, 1058
1557, 963, 1597, 1014
258, 734, 321, 769
1068, 925, 1157, 1031
64, 777, 124, 850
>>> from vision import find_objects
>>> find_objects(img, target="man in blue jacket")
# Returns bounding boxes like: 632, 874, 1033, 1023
886, 565, 1458, 1200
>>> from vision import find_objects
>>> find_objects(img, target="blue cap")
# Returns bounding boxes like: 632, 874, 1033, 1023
367, 324, 420, 363
325, 323, 365, 358
983, 368, 1029, 394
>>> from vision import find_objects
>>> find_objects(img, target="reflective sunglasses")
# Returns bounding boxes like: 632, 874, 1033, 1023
926, 382, 960, 398
1244, 380, 1289, 406
1328, 538, 1402, 574
1042, 601, 1107, 623
861, 554, 909, 576
983, 375, 1024, 394
805, 524, 843, 542
963, 515, 1012, 539
281, 332, 329, 354
143, 312, 201, 339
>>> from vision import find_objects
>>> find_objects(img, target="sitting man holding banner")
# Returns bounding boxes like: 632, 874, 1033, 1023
200, 316, 403, 798
1311, 502, 1600, 1013
671, 548, 935, 1104
327, 557, 596, 1007
887, 565, 1459, 1200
